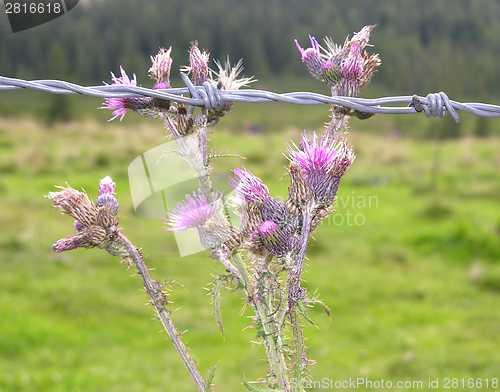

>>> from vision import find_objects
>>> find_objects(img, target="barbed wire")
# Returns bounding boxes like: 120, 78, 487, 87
1, 73, 500, 123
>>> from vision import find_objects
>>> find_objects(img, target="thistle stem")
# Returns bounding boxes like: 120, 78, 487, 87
116, 232, 207, 392
232, 253, 287, 390
290, 307, 305, 392
287, 204, 315, 391
289, 204, 314, 301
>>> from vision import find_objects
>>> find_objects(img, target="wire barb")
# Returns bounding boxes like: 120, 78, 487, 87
1, 75, 499, 122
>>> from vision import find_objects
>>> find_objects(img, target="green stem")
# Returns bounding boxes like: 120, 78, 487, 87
116, 232, 207, 392
290, 308, 305, 392
287, 204, 315, 391
233, 253, 287, 391
289, 204, 314, 301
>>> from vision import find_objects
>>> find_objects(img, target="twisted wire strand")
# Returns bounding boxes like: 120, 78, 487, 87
2, 74, 500, 123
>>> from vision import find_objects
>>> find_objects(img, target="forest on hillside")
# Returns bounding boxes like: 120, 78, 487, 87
1, 0, 500, 97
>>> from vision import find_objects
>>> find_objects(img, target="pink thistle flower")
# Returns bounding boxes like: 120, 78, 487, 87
99, 66, 138, 121
229, 168, 270, 205
284, 132, 356, 205
165, 190, 218, 232
284, 131, 336, 176
299, 25, 380, 98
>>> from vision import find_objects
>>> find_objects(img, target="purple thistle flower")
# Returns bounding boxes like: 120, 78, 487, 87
165, 190, 217, 232
284, 132, 355, 205
299, 25, 379, 99
99, 66, 139, 121
295, 36, 326, 81
96, 193, 119, 216
284, 131, 336, 176
181, 41, 210, 86
229, 168, 270, 205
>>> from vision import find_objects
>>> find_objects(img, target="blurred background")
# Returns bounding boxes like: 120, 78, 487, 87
1, 0, 500, 391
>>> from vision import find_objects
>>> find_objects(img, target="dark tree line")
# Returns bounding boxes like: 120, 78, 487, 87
1, 0, 500, 97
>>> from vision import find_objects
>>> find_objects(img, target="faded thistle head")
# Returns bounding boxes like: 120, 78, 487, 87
149, 47, 173, 89
181, 41, 210, 86
207, 57, 255, 125
46, 177, 121, 255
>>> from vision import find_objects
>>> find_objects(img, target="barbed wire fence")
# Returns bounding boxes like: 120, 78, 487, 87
1, 73, 500, 123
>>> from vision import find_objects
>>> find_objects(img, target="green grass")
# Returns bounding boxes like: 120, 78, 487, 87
0, 104, 500, 391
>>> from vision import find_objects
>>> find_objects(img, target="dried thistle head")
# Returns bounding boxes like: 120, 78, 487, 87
149, 47, 173, 89
207, 57, 255, 125
46, 177, 121, 253
181, 41, 210, 86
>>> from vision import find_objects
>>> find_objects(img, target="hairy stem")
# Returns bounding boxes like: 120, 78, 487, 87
287, 204, 315, 390
290, 307, 305, 392
116, 232, 207, 392
289, 204, 314, 302
233, 253, 288, 390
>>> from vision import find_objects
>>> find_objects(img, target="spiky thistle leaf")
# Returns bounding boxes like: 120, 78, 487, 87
204, 364, 218, 392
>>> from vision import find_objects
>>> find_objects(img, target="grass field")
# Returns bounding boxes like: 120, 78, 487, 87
1, 95, 500, 391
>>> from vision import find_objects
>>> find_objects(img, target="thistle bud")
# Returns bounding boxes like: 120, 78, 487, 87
295, 36, 325, 81
257, 220, 290, 258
